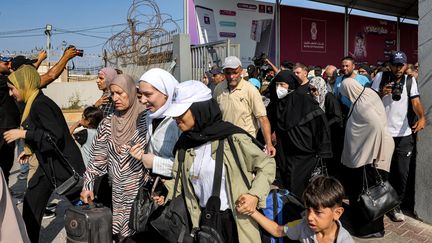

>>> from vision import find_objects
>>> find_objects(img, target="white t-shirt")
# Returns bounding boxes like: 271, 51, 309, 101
372, 72, 420, 137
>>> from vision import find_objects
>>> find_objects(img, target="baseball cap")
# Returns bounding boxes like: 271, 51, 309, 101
0, 55, 12, 62
210, 67, 223, 75
164, 80, 212, 117
390, 51, 407, 65
11, 56, 37, 71
222, 56, 242, 70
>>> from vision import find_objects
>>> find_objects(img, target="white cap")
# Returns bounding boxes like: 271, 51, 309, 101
163, 80, 212, 117
222, 56, 242, 70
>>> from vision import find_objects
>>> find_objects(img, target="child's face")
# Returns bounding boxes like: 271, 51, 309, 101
306, 206, 343, 233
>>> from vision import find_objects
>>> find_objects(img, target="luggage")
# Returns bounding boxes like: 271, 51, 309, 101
261, 189, 305, 243
65, 203, 112, 243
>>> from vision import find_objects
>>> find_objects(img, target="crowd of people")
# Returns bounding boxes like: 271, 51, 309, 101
0, 46, 425, 243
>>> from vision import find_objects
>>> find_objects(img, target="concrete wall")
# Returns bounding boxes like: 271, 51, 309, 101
43, 80, 102, 109
415, 1, 432, 223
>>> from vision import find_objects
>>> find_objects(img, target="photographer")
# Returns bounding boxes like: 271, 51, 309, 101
371, 51, 426, 222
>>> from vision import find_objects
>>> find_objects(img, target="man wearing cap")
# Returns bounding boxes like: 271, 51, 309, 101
207, 67, 225, 94
214, 56, 276, 157
0, 56, 20, 184
371, 50, 426, 222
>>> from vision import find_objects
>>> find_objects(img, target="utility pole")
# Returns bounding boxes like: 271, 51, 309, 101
128, 18, 137, 64
45, 24, 52, 68
103, 49, 108, 67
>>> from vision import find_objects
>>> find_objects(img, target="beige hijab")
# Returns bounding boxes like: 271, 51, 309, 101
340, 78, 394, 172
110, 74, 145, 147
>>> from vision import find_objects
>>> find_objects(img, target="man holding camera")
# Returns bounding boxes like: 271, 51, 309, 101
371, 51, 426, 222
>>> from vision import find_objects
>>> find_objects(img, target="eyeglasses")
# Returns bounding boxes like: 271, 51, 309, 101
0, 56, 12, 62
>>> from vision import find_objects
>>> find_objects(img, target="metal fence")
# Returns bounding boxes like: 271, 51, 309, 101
190, 40, 240, 81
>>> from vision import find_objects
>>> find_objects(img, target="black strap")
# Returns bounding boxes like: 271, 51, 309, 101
362, 163, 384, 193
346, 87, 366, 120
227, 136, 251, 189
45, 133, 77, 175
211, 139, 225, 197
272, 190, 278, 222
173, 148, 185, 199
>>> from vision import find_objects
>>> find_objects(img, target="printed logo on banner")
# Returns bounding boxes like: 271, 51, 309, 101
237, 3, 257, 11
220, 32, 236, 38
301, 18, 327, 53
266, 5, 273, 14
220, 10, 236, 16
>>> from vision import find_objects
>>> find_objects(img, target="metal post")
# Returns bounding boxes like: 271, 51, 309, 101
397, 17, 401, 51
344, 7, 349, 57
227, 39, 231, 57
183, 0, 189, 34
275, 0, 281, 67
45, 24, 52, 68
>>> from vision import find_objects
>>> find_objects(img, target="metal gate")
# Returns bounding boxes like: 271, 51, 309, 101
190, 40, 240, 81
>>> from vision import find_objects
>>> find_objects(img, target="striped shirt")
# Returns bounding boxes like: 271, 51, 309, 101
83, 111, 147, 237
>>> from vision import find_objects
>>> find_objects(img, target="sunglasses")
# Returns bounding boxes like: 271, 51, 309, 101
0, 56, 12, 62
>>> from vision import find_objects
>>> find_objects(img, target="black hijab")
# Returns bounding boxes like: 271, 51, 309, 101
274, 72, 322, 132
174, 98, 261, 151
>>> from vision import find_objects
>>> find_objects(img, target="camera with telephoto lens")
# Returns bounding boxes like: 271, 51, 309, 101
66, 45, 84, 57
252, 53, 269, 70
253, 53, 271, 80
391, 81, 403, 101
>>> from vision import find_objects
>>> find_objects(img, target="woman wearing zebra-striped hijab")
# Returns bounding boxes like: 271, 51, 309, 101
81, 74, 147, 239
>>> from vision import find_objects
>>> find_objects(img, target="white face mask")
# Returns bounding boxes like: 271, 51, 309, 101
276, 87, 292, 99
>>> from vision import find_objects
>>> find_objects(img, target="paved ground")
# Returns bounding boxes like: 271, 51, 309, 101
8, 161, 432, 243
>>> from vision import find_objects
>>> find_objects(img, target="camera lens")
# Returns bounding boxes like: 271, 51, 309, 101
391, 85, 402, 101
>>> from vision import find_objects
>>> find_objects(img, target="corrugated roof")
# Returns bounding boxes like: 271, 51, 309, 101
310, 0, 418, 20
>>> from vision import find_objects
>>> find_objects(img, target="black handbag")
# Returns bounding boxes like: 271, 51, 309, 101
129, 172, 168, 233
193, 140, 225, 243
309, 156, 328, 182
357, 165, 400, 221
43, 133, 84, 196
150, 148, 194, 243
129, 172, 161, 233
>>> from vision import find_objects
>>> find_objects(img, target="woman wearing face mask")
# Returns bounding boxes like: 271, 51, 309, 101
309, 76, 343, 179
80, 74, 147, 240
161, 80, 275, 243
268, 70, 332, 198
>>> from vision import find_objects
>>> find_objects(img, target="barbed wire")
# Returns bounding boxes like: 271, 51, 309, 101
103, 0, 180, 66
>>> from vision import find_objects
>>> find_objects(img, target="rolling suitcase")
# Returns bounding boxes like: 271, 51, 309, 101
65, 202, 112, 243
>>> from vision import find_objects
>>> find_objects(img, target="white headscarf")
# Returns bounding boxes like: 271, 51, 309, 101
340, 78, 394, 172
139, 68, 179, 119
309, 76, 328, 111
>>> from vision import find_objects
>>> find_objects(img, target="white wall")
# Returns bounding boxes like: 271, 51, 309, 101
43, 80, 102, 109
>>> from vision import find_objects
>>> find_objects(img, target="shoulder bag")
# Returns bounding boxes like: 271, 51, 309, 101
43, 133, 84, 196
150, 148, 194, 243
192, 139, 225, 243
357, 165, 400, 221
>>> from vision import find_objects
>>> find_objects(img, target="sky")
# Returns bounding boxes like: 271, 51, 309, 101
0, 0, 416, 63
0, 0, 183, 55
